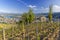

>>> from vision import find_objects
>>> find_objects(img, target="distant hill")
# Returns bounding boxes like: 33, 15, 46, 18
0, 12, 60, 18
35, 12, 60, 18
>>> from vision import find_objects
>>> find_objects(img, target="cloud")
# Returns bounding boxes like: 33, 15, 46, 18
0, 10, 9, 13
33, 7, 49, 13
0, 9, 20, 13
53, 5, 60, 12
34, 5, 60, 13
27, 5, 36, 8
40, 5, 60, 13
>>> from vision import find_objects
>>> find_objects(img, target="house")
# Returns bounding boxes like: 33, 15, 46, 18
39, 16, 46, 22
34, 15, 47, 23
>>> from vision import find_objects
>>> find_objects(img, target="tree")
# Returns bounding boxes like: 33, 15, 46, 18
28, 8, 35, 23
22, 13, 29, 24
21, 8, 35, 24
48, 5, 53, 22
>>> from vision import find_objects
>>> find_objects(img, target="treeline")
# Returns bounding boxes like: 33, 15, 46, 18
18, 8, 35, 25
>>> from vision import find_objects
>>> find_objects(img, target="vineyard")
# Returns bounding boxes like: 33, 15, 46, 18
0, 22, 60, 40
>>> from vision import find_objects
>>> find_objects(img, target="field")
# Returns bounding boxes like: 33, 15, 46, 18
0, 22, 59, 40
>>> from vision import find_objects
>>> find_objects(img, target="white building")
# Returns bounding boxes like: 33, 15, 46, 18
0, 16, 15, 23
39, 16, 46, 22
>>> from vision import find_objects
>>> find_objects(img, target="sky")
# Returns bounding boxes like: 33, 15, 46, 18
0, 0, 60, 14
